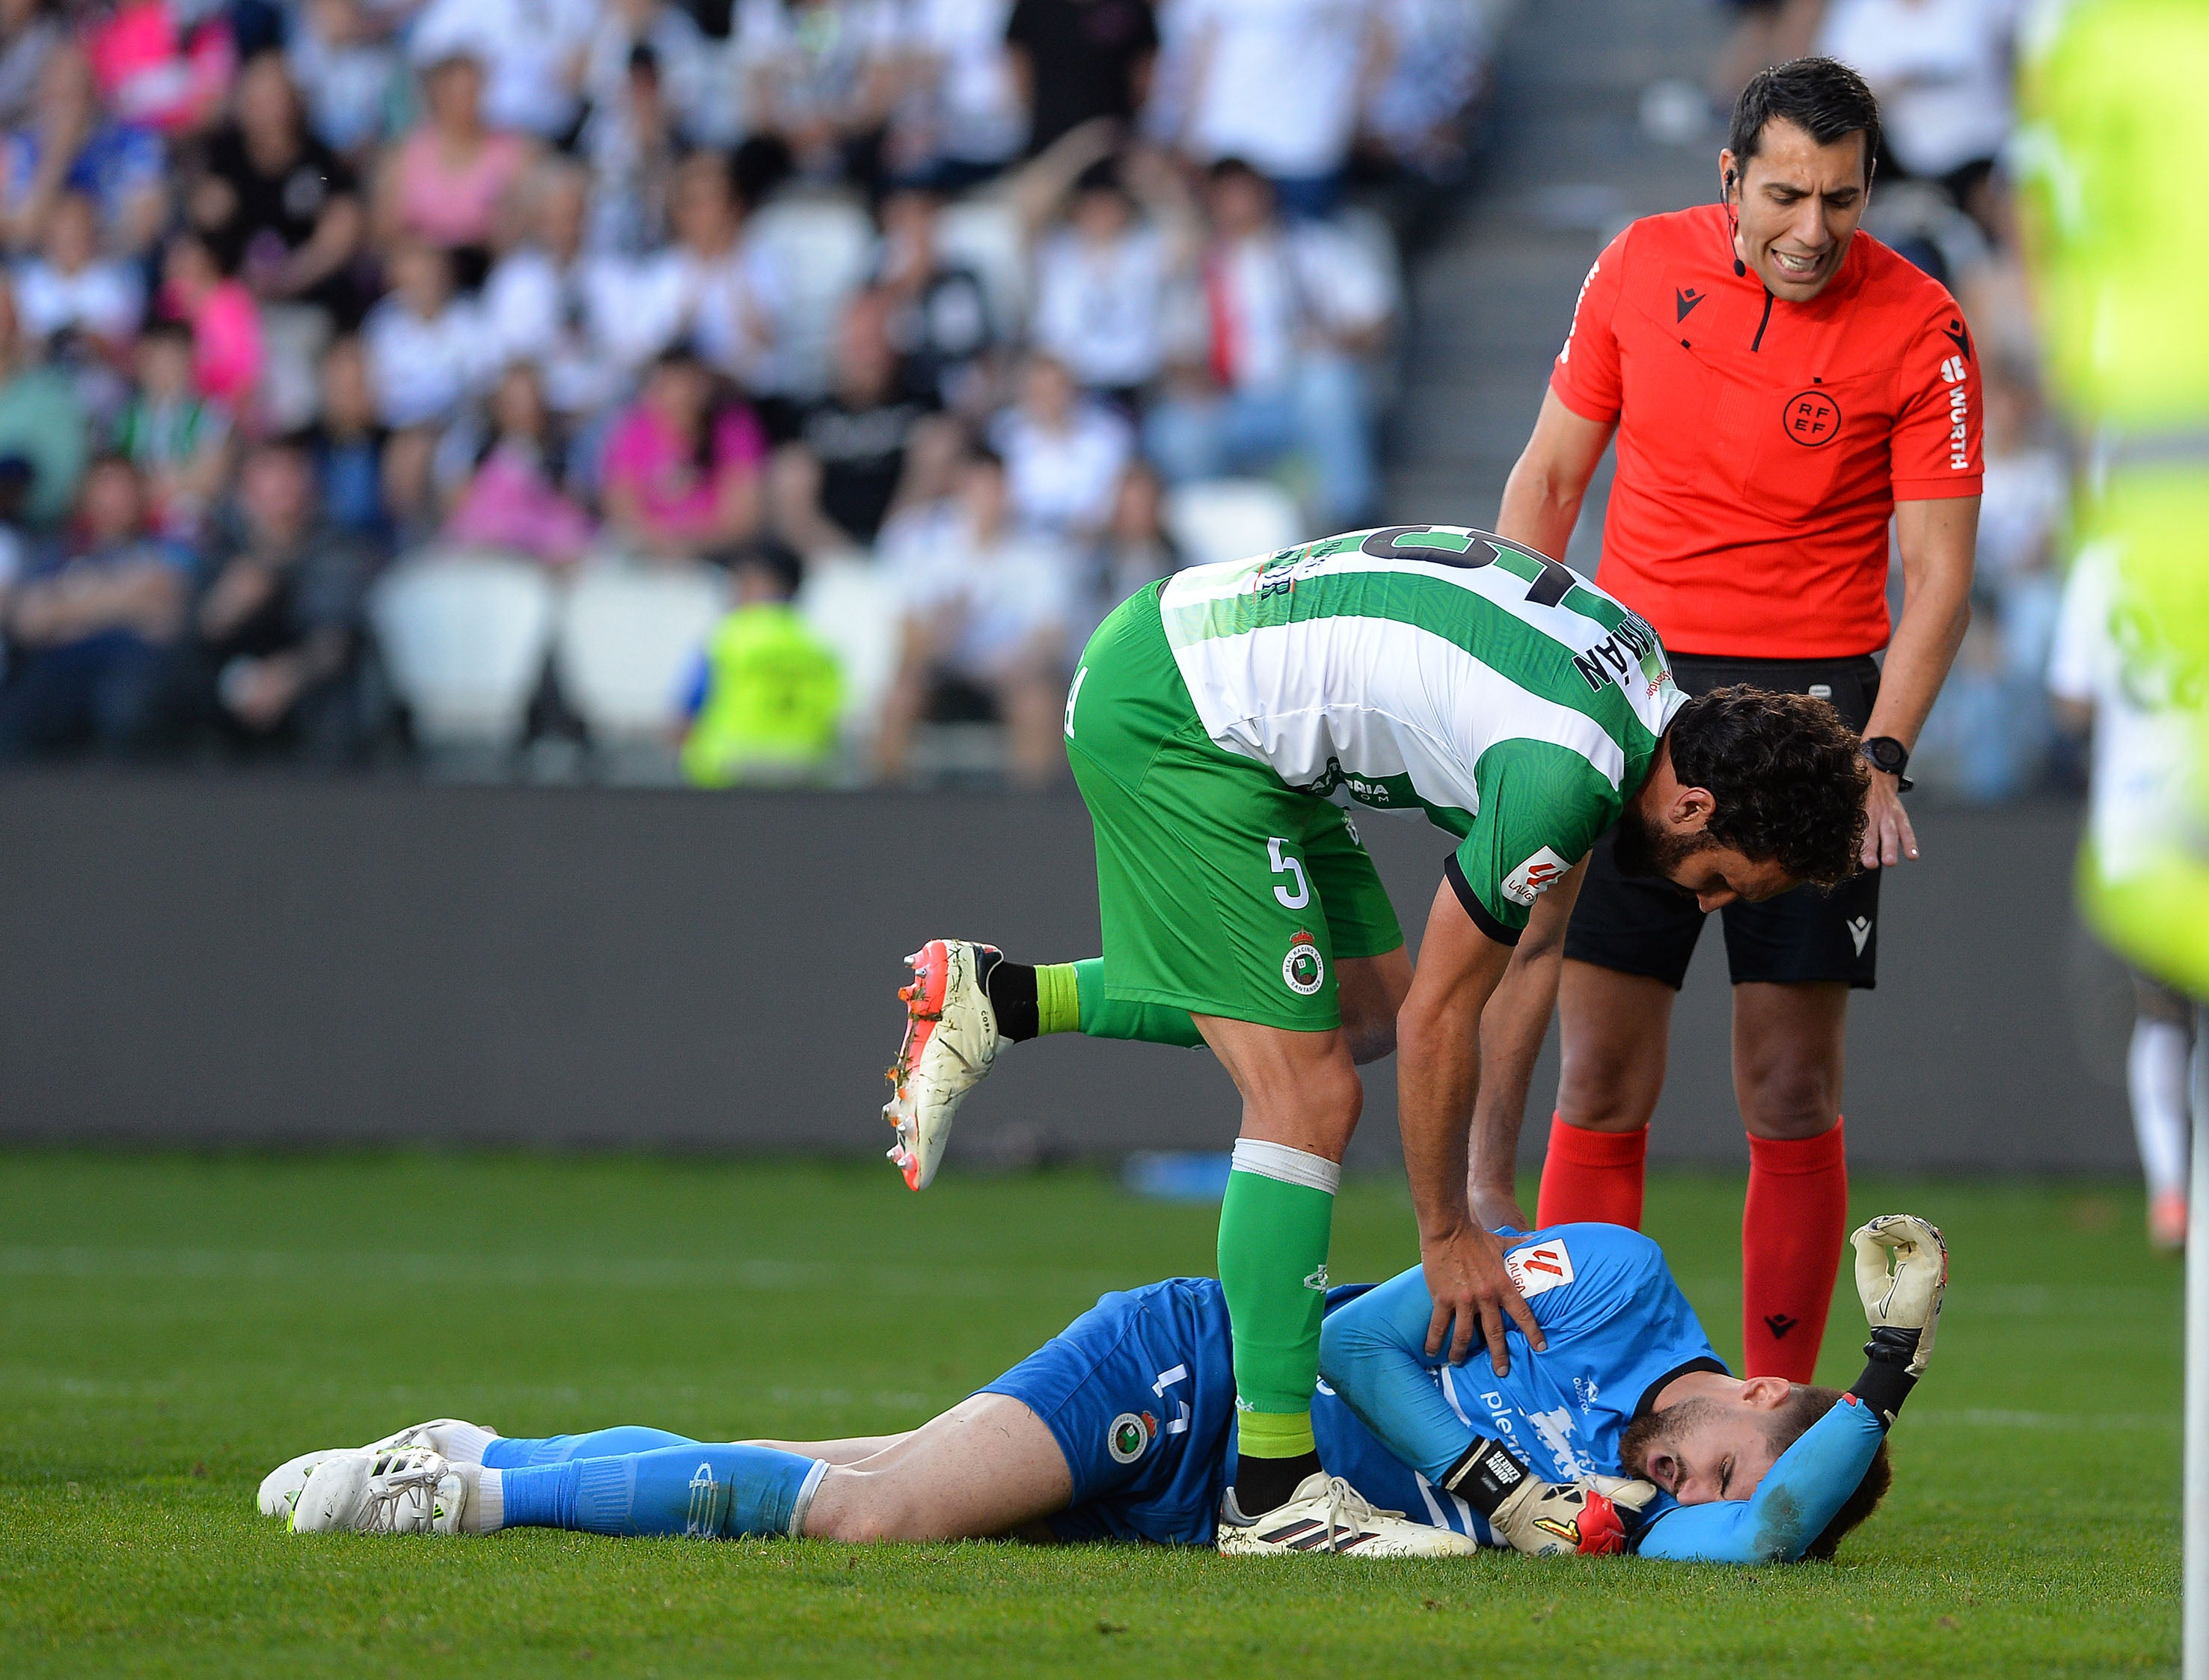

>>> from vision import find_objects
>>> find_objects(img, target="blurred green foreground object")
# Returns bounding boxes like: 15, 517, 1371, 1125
0, 1153, 2179, 1678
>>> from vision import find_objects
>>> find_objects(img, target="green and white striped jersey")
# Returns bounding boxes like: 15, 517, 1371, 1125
1156, 525, 1685, 939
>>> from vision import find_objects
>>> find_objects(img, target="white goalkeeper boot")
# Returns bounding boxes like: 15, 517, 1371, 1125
289, 1446, 480, 1536
1216, 1473, 1479, 1557
258, 1420, 498, 1520
883, 938, 1007, 1191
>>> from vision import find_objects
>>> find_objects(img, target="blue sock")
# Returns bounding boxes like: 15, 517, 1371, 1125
482, 1428, 697, 1469
499, 1444, 827, 1539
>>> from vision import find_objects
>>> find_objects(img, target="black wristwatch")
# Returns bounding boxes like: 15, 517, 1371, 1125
1860, 736, 1913, 791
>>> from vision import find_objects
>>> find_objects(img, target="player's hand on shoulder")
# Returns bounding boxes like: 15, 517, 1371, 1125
1851, 1213, 1946, 1377
1419, 1221, 1544, 1374
1489, 1472, 1659, 1557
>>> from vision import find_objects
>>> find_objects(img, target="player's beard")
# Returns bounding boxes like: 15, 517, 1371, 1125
1611, 803, 1715, 884
1617, 1397, 1728, 1482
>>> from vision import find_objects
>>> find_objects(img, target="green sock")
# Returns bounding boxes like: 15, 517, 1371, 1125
1058, 957, 1205, 1048
1216, 1139, 1341, 1462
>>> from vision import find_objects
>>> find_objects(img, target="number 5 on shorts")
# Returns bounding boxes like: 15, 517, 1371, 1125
1267, 837, 1310, 909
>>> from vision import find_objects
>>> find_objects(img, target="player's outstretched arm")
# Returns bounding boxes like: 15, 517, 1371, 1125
1635, 1214, 1946, 1564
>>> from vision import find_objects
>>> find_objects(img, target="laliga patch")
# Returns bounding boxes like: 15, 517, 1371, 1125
1501, 847, 1571, 907
1282, 931, 1326, 996
1106, 1411, 1156, 1465
1505, 1238, 1575, 1299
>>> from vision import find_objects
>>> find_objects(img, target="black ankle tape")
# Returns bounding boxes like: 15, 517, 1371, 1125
983, 954, 1038, 1041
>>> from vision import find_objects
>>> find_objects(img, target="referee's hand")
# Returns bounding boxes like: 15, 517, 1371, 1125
1860, 769, 1920, 869
1420, 1222, 1544, 1375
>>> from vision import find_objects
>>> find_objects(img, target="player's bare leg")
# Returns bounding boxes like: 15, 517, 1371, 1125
1335, 946, 1412, 1066
797, 1395, 1074, 1542
743, 1432, 910, 1465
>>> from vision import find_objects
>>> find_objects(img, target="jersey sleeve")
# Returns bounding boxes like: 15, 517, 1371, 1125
1548, 224, 1629, 424
1631, 1395, 1887, 1563
1447, 738, 1620, 945
1890, 304, 1984, 500
1317, 1267, 1480, 1486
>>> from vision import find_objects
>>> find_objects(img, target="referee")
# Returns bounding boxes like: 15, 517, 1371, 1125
1482, 58, 1980, 1383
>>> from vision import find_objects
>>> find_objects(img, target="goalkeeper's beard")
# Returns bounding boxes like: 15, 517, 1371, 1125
1617, 1398, 1727, 1483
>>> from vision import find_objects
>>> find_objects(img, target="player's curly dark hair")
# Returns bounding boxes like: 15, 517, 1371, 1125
1764, 1384, 1893, 1560
1666, 685, 1869, 889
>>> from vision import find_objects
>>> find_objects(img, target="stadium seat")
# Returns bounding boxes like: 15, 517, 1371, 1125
747, 194, 877, 399
1163, 479, 1308, 568
933, 196, 1029, 337
369, 552, 558, 749
554, 563, 729, 747
795, 554, 901, 747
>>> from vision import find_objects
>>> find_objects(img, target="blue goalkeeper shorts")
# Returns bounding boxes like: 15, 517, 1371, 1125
977, 1276, 1236, 1545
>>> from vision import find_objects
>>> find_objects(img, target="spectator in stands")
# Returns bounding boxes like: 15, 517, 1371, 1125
481, 162, 631, 425
583, 0, 721, 149
0, 453, 189, 755
989, 349, 1130, 538
768, 289, 937, 557
14, 186, 144, 355
1020, 136, 1189, 404
0, 0, 61, 135
406, 0, 595, 143
679, 537, 844, 785
1073, 455, 1177, 642
157, 226, 262, 411
578, 43, 683, 260
364, 238, 484, 531
631, 149, 784, 396
285, 0, 402, 160
1144, 159, 1388, 528
737, 0, 901, 185
189, 49, 364, 324
304, 332, 389, 550
876, 440, 1069, 787
371, 48, 533, 289
1005, 0, 1156, 156
114, 317, 230, 538
0, 275, 87, 525
1363, 0, 1491, 182
1, 45, 168, 257
1168, 0, 1391, 217
1817, 0, 2019, 242
82, 0, 235, 139
601, 344, 767, 562
191, 435, 373, 756
438, 361, 595, 567
876, 185, 997, 412
883, 0, 1026, 191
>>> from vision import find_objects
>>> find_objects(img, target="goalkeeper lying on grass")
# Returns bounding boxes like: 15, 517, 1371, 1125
263, 1215, 1943, 1563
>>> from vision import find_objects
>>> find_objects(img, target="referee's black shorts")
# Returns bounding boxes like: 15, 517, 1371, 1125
1563, 653, 1881, 991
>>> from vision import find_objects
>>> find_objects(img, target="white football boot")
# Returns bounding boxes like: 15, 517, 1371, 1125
288, 1446, 479, 1536
883, 938, 1008, 1190
257, 1419, 497, 1520
1216, 1473, 1480, 1557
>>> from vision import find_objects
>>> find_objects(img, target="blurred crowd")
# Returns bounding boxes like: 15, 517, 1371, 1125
0, 0, 1502, 781
1712, 0, 2072, 804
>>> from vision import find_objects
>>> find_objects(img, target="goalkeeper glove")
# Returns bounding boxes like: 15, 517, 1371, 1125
1441, 1436, 1658, 1557
1848, 1213, 1947, 1423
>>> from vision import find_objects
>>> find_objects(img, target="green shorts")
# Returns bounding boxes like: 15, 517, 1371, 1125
1063, 582, 1404, 1032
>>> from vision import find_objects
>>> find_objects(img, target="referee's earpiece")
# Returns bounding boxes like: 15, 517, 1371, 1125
1724, 168, 1746, 276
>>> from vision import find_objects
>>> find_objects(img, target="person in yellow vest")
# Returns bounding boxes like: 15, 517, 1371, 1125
680, 542, 844, 788
2015, 0, 2209, 998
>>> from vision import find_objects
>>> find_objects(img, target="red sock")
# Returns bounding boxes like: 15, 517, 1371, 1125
1741, 1120, 1849, 1382
1535, 1113, 1648, 1230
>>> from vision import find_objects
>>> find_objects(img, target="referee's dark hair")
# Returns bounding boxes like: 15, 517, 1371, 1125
1729, 57, 1881, 187
1667, 685, 1869, 889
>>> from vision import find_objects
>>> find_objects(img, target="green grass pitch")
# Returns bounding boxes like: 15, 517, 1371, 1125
0, 1152, 2181, 1677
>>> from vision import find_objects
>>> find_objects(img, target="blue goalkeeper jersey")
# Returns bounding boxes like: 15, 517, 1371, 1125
1310, 1223, 1721, 1541
1313, 1222, 1893, 1561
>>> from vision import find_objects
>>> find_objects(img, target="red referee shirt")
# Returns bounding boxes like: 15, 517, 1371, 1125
1551, 203, 1983, 660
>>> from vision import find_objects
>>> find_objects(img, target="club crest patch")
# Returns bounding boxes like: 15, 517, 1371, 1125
1107, 1411, 1156, 1464
1282, 931, 1326, 996
1504, 1238, 1576, 1299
